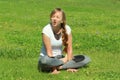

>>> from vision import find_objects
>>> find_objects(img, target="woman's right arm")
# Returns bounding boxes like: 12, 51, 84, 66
42, 33, 53, 57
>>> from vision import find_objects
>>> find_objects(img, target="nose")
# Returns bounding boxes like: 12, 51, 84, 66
52, 18, 57, 23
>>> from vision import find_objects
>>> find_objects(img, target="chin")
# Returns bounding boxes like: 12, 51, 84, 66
53, 24, 58, 27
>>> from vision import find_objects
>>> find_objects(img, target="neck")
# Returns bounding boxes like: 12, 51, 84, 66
52, 25, 61, 34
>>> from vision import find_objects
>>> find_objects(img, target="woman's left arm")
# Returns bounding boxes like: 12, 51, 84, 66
67, 33, 73, 61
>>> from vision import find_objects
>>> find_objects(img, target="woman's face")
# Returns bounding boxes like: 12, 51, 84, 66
51, 11, 63, 27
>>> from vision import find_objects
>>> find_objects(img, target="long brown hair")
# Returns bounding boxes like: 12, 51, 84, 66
50, 8, 68, 53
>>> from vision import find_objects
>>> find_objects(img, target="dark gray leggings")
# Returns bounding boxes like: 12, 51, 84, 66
38, 55, 91, 72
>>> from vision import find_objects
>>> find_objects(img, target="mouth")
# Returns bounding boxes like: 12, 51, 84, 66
52, 21, 57, 25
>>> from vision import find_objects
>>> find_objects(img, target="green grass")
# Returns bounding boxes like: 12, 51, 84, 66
0, 0, 120, 80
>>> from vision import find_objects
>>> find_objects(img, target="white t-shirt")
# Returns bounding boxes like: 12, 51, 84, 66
40, 24, 71, 56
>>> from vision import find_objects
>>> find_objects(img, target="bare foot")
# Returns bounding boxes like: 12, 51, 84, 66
51, 67, 60, 74
51, 69, 60, 74
58, 65, 62, 70
67, 69, 78, 72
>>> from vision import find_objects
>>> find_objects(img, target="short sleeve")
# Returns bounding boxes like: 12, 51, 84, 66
42, 25, 51, 38
66, 25, 71, 35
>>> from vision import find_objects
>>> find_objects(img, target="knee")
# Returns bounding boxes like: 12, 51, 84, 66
83, 55, 91, 64
40, 56, 51, 64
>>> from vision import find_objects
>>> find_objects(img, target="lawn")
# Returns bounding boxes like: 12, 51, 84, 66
0, 0, 120, 80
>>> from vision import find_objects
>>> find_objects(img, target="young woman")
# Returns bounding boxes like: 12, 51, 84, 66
38, 8, 91, 74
